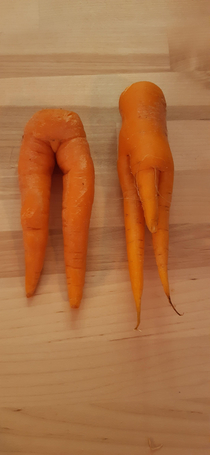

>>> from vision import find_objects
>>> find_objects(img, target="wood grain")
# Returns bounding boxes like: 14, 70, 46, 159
0, 1, 210, 454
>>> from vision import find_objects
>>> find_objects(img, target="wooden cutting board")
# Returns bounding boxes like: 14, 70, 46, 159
0, 1, 210, 454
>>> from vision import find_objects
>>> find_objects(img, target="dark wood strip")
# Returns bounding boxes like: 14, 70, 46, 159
0, 53, 169, 78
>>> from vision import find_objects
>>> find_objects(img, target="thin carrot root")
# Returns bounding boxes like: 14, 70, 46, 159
134, 308, 141, 330
168, 295, 184, 316
148, 438, 163, 451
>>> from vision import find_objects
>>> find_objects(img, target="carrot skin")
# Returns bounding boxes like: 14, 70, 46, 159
152, 169, 182, 315
57, 137, 94, 308
18, 137, 55, 297
152, 170, 173, 298
118, 145, 145, 328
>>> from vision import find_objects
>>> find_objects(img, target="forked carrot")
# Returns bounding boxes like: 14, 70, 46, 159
118, 81, 182, 327
18, 109, 94, 308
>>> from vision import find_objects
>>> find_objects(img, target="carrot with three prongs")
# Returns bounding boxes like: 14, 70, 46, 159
18, 109, 94, 308
118, 81, 182, 327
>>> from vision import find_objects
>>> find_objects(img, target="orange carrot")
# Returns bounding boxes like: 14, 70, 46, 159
18, 109, 94, 308
118, 81, 182, 327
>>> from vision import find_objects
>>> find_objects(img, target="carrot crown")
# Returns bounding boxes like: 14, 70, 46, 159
119, 81, 167, 122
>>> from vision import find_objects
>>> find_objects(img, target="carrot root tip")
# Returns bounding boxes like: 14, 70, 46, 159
26, 291, 33, 298
168, 295, 184, 316
134, 309, 141, 330
148, 438, 163, 451
70, 301, 81, 309
150, 223, 158, 234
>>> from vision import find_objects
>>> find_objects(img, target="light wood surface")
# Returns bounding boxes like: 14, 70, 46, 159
0, 1, 210, 454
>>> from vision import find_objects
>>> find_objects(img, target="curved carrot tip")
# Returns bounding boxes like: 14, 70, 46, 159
168, 295, 184, 316
134, 309, 141, 330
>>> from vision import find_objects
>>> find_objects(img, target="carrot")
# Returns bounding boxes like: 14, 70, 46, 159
18, 109, 94, 308
118, 81, 182, 327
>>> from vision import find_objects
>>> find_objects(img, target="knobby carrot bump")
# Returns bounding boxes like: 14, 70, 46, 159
18, 109, 95, 308
117, 81, 182, 328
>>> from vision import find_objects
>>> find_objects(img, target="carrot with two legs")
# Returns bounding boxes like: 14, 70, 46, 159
18, 109, 94, 308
